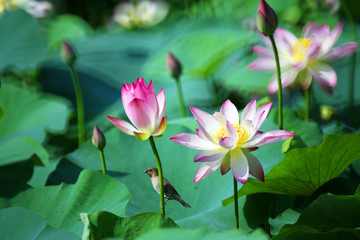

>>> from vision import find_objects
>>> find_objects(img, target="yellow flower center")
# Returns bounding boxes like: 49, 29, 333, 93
292, 38, 312, 62
215, 124, 250, 147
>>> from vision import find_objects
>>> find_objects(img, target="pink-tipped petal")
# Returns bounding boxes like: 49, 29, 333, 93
153, 116, 167, 136
230, 148, 249, 184
170, 133, 219, 150
244, 150, 264, 182
253, 101, 273, 131
106, 115, 137, 136
241, 99, 257, 124
321, 42, 358, 61
252, 45, 273, 58
190, 106, 220, 143
157, 89, 166, 119
243, 130, 295, 148
218, 136, 237, 150
249, 57, 276, 71
194, 149, 227, 162
273, 28, 298, 54
220, 100, 239, 124
126, 98, 156, 134
309, 63, 337, 94
194, 159, 222, 183
134, 131, 151, 141
226, 120, 239, 142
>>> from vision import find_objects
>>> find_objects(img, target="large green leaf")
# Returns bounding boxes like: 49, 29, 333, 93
81, 211, 178, 240
0, 10, 48, 69
0, 136, 48, 166
62, 117, 286, 231
0, 169, 131, 236
0, 83, 71, 143
133, 228, 269, 240
223, 133, 360, 206
273, 188, 360, 239
0, 207, 78, 240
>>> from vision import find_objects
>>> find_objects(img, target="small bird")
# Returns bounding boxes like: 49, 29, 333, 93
144, 167, 191, 208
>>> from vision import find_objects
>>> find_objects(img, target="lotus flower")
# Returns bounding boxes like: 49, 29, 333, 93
250, 22, 358, 94
113, 0, 169, 29
0, 0, 52, 18
107, 78, 166, 141
170, 99, 294, 183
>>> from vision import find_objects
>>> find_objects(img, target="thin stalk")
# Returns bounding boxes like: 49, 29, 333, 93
233, 177, 239, 229
341, 0, 357, 127
69, 65, 85, 146
175, 77, 186, 118
269, 35, 283, 129
304, 88, 310, 122
99, 149, 107, 174
149, 136, 165, 217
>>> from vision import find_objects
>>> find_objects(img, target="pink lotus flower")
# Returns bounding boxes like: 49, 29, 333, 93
107, 78, 166, 141
250, 22, 358, 94
170, 99, 294, 183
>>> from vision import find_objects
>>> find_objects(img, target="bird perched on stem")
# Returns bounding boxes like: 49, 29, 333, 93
144, 167, 191, 208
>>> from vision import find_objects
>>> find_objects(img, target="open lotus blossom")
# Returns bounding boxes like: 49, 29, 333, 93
170, 99, 295, 183
107, 78, 166, 141
250, 22, 358, 94
113, 0, 169, 29
0, 0, 52, 17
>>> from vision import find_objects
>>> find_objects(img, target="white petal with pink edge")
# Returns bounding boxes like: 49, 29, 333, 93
194, 159, 223, 183
321, 42, 358, 61
230, 148, 249, 184
309, 62, 337, 93
106, 116, 137, 136
190, 106, 220, 144
241, 99, 257, 124
242, 130, 295, 148
170, 133, 219, 150
220, 100, 239, 125
194, 149, 228, 162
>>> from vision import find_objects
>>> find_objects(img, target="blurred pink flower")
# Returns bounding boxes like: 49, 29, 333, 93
107, 78, 166, 141
250, 22, 358, 94
170, 99, 294, 183
25, 1, 52, 18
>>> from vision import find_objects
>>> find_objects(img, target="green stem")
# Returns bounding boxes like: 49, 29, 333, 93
69, 65, 85, 146
184, 0, 188, 16
99, 149, 107, 174
304, 87, 310, 122
233, 177, 239, 229
269, 35, 283, 130
175, 77, 186, 118
149, 136, 165, 217
341, 0, 357, 127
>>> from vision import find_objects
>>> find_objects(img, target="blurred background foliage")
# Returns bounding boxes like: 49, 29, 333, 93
0, 0, 360, 239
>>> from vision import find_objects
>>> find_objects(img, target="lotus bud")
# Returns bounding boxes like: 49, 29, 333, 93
92, 125, 106, 150
166, 52, 182, 80
256, 0, 278, 36
61, 40, 77, 66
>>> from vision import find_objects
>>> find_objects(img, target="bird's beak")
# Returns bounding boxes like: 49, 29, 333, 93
144, 170, 148, 173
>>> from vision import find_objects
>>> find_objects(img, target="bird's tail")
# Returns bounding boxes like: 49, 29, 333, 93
177, 196, 191, 208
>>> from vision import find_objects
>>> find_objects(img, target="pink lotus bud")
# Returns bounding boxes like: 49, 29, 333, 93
257, 0, 278, 36
166, 52, 182, 79
61, 40, 77, 66
106, 78, 167, 141
92, 125, 106, 150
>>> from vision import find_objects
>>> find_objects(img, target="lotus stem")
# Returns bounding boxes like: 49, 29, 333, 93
175, 77, 186, 118
149, 136, 165, 217
269, 35, 283, 129
233, 177, 239, 229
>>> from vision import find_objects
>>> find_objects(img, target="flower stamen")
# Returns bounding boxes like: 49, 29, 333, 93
292, 38, 312, 61
215, 124, 250, 146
